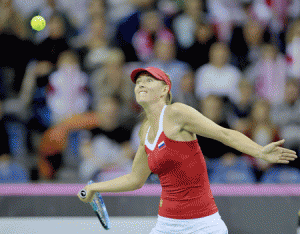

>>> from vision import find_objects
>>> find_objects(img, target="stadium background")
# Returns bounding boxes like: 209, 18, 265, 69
0, 0, 300, 233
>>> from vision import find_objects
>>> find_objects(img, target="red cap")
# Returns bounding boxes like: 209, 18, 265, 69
130, 67, 171, 93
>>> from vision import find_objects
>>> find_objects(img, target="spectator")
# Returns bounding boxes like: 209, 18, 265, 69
3, 60, 53, 164
76, 15, 111, 74
25, 61, 54, 156
270, 78, 300, 169
230, 19, 266, 71
0, 100, 12, 161
38, 111, 100, 181
206, 0, 248, 42
0, 100, 29, 183
194, 42, 242, 102
227, 79, 255, 129
251, 0, 289, 50
246, 43, 287, 106
37, 96, 135, 181
179, 71, 198, 109
36, 13, 70, 66
246, 99, 280, 181
196, 95, 239, 161
172, 0, 208, 50
132, 9, 174, 62
0, 7, 37, 100
79, 97, 133, 182
286, 18, 300, 79
287, 0, 300, 20
178, 21, 217, 70
146, 36, 191, 103
46, 49, 90, 125
86, 0, 106, 18
114, 0, 156, 62
105, 0, 137, 40
89, 47, 135, 120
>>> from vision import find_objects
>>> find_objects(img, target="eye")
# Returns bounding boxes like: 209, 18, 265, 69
147, 78, 153, 82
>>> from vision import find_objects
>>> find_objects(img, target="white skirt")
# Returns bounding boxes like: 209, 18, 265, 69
149, 211, 228, 234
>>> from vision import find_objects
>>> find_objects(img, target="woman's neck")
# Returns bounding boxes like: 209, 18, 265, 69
144, 102, 166, 128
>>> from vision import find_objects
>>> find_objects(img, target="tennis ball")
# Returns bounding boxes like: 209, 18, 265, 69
31, 16, 46, 31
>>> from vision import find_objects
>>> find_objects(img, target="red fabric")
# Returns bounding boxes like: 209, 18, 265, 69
145, 131, 218, 219
265, 0, 272, 6
285, 54, 293, 64
130, 67, 172, 93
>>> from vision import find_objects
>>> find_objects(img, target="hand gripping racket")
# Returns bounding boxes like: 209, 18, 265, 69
79, 180, 111, 230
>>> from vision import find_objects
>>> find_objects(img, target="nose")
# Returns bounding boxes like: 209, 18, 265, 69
138, 82, 145, 88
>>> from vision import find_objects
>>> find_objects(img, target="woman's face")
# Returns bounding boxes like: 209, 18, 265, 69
134, 74, 167, 105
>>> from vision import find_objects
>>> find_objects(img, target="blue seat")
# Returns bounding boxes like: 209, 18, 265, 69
209, 157, 256, 184
0, 162, 29, 183
63, 131, 82, 168
260, 166, 300, 184
5, 121, 27, 160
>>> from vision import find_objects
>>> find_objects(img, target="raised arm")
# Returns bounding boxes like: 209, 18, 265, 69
170, 102, 297, 164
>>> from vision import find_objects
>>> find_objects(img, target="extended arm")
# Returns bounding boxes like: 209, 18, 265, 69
170, 103, 297, 163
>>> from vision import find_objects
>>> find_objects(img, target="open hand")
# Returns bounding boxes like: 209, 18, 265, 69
261, 139, 298, 164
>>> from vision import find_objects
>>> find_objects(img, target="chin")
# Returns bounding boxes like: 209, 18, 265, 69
136, 97, 149, 106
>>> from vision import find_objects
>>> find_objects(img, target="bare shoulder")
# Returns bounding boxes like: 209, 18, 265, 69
138, 119, 150, 146
165, 102, 192, 124
167, 102, 192, 113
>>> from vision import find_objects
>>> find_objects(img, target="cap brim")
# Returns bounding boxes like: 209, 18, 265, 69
130, 68, 148, 83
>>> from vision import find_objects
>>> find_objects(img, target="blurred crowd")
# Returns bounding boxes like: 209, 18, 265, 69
0, 0, 300, 184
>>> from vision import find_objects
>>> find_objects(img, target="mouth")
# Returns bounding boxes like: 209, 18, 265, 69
139, 91, 147, 94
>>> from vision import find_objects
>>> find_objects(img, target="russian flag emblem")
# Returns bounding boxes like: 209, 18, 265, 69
158, 141, 166, 149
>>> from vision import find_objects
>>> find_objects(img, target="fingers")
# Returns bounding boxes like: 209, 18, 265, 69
286, 149, 297, 155
277, 160, 289, 164
278, 151, 298, 164
278, 147, 297, 155
281, 157, 297, 162
274, 139, 285, 146
277, 147, 298, 159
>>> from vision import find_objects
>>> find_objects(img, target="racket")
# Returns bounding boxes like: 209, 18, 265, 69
79, 180, 111, 230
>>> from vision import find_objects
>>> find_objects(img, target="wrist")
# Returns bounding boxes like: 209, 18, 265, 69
88, 183, 98, 193
255, 148, 264, 159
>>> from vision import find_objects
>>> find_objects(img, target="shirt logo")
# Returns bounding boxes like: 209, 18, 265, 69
158, 141, 166, 149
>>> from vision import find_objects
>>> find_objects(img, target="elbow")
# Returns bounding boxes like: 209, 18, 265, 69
129, 173, 144, 190
135, 181, 144, 190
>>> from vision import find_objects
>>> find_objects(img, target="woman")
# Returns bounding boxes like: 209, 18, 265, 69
78, 67, 297, 233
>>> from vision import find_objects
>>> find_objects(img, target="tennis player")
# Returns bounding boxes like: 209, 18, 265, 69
78, 67, 297, 233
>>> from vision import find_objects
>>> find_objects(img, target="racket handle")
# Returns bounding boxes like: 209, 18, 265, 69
79, 189, 87, 199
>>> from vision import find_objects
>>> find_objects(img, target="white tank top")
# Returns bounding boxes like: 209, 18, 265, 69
145, 105, 167, 151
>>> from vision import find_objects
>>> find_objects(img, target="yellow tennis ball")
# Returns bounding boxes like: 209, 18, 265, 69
31, 16, 46, 31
